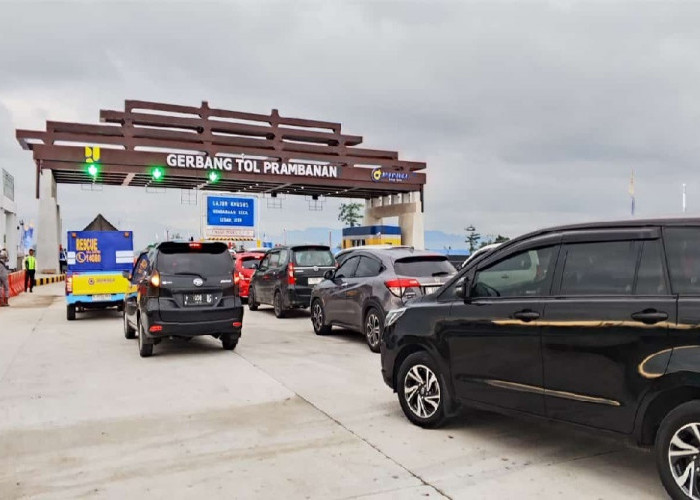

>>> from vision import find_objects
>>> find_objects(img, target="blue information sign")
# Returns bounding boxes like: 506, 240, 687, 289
206, 196, 255, 227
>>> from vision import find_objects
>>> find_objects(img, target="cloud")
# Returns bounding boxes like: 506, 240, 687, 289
1, 1, 700, 248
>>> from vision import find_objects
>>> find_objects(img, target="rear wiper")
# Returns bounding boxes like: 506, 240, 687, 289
431, 271, 450, 277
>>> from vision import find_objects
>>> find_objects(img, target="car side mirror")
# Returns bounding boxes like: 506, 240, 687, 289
251, 262, 259, 269
324, 269, 335, 280
122, 270, 132, 281
455, 276, 470, 301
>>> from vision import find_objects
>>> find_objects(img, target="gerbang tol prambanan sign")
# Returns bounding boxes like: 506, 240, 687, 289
165, 154, 340, 178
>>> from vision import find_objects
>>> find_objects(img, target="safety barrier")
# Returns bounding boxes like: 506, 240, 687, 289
8, 270, 26, 297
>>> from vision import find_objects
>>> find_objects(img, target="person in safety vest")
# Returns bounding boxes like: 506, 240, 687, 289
24, 249, 36, 293
0, 250, 9, 306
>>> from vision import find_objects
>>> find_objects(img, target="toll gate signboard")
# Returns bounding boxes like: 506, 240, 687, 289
205, 195, 256, 240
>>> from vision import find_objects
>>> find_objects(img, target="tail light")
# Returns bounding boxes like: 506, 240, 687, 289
385, 278, 421, 298
287, 263, 296, 285
149, 325, 163, 333
233, 272, 240, 286
66, 275, 73, 294
189, 242, 202, 249
150, 270, 161, 288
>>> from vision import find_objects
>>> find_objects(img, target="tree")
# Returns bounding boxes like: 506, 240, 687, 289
494, 234, 510, 244
478, 234, 510, 249
465, 225, 481, 253
338, 202, 364, 227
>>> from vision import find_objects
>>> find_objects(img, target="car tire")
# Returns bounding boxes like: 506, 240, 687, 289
655, 400, 700, 500
66, 304, 76, 321
311, 299, 332, 335
248, 287, 259, 311
221, 333, 238, 351
123, 310, 136, 339
364, 307, 383, 353
137, 318, 153, 358
273, 291, 286, 318
397, 352, 448, 428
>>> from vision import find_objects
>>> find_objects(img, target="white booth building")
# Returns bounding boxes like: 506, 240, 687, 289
1, 169, 19, 270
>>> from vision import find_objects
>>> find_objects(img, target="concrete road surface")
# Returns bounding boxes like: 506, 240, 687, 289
0, 284, 667, 499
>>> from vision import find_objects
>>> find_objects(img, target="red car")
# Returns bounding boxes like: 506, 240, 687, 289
234, 251, 266, 299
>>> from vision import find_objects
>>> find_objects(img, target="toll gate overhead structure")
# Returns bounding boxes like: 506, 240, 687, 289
16, 100, 427, 273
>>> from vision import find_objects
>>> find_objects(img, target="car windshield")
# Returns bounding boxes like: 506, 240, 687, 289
293, 248, 334, 267
158, 246, 233, 275
394, 256, 456, 277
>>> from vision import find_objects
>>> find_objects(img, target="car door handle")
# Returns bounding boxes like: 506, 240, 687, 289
631, 309, 668, 325
513, 310, 540, 322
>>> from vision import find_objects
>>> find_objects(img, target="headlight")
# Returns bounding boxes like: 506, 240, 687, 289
385, 307, 407, 328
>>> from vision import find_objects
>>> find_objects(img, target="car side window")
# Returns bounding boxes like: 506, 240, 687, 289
472, 246, 557, 298
258, 254, 270, 270
354, 256, 382, 278
267, 252, 280, 268
133, 254, 150, 283
336, 256, 360, 279
278, 249, 289, 266
664, 227, 700, 295
560, 241, 639, 296
635, 240, 668, 295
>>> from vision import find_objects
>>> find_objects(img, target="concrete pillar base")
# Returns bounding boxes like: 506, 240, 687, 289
37, 170, 60, 274
362, 191, 425, 250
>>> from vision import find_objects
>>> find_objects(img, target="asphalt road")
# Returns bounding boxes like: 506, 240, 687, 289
0, 284, 667, 499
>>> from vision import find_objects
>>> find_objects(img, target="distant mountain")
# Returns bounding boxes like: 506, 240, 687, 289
260, 227, 468, 251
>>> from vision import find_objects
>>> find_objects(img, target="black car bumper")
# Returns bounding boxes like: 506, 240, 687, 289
380, 325, 398, 390
287, 287, 313, 308
141, 308, 243, 341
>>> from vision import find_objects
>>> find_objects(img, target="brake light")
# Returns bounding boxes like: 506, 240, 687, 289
288, 262, 296, 285
150, 271, 161, 288
189, 242, 202, 249
233, 272, 240, 285
385, 278, 421, 297
66, 275, 73, 294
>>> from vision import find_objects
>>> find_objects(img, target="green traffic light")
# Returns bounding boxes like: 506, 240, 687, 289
208, 170, 220, 183
151, 166, 165, 181
87, 163, 99, 179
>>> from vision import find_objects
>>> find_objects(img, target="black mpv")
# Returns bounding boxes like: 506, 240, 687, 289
248, 245, 335, 318
123, 241, 243, 357
381, 218, 700, 499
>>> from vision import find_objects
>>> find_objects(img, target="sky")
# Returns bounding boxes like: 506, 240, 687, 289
2, 0, 700, 250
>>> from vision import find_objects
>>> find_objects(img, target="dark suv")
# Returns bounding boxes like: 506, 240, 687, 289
122, 241, 243, 357
248, 245, 335, 318
381, 218, 700, 499
311, 248, 456, 352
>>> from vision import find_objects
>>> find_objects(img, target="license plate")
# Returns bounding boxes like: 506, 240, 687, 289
307, 277, 322, 285
92, 294, 112, 301
183, 293, 215, 306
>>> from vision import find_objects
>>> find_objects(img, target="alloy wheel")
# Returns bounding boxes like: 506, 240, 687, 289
669, 422, 700, 499
312, 302, 324, 331
403, 364, 441, 419
365, 312, 381, 348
